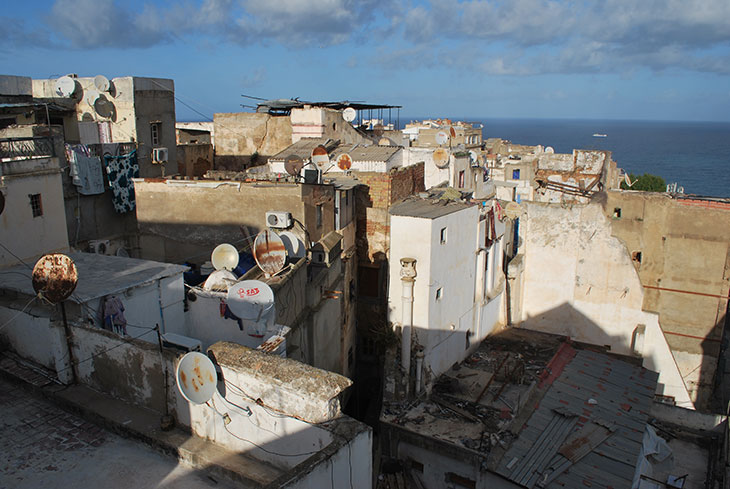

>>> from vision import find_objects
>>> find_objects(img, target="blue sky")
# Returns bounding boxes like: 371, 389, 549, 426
3, 0, 730, 122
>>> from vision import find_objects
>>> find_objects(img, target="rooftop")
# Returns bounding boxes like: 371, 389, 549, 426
389, 187, 473, 219
382, 328, 660, 488
0, 252, 188, 303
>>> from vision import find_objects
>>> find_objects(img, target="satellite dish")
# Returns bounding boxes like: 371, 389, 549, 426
94, 74, 110, 92
433, 148, 450, 169
545, 146, 554, 154
450, 126, 456, 138
505, 201, 523, 219
31, 254, 78, 303
226, 280, 275, 322
54, 76, 77, 98
203, 269, 237, 292
435, 131, 448, 145
373, 123, 385, 137
176, 352, 217, 405
378, 137, 392, 146
285, 154, 304, 176
343, 107, 356, 122
253, 229, 286, 277
93, 95, 114, 118
336, 153, 352, 170
469, 150, 479, 163
279, 231, 306, 260
311, 145, 330, 169
211, 243, 239, 271
85, 89, 100, 106
457, 143, 466, 152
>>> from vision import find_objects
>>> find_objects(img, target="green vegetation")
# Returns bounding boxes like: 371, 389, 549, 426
621, 172, 666, 192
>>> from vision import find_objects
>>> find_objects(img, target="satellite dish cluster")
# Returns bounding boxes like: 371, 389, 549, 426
54, 74, 116, 120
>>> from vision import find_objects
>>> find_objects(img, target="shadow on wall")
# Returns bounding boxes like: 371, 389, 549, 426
706, 310, 728, 413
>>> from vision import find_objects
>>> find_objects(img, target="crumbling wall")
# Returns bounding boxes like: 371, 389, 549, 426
516, 201, 693, 407
176, 143, 212, 177
606, 191, 730, 409
213, 112, 292, 170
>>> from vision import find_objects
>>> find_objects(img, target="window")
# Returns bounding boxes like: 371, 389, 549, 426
632, 251, 642, 264
458, 170, 465, 188
613, 207, 622, 219
29, 194, 43, 217
436, 287, 443, 301
440, 227, 447, 244
358, 265, 381, 299
512, 169, 521, 180
316, 204, 323, 228
150, 122, 161, 146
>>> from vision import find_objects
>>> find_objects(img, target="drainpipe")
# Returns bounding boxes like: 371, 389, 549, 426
399, 258, 417, 385
415, 348, 424, 395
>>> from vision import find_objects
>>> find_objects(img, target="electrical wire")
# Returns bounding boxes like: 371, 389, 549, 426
0, 296, 38, 331
0, 242, 33, 270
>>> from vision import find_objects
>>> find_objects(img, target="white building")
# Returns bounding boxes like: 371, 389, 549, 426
387, 189, 507, 394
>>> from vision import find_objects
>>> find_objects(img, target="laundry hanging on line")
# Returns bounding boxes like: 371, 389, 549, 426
103, 150, 139, 213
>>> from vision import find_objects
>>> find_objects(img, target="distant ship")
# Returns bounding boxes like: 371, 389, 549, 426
593, 133, 607, 138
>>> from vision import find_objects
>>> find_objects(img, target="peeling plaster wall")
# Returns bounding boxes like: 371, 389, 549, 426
0, 301, 66, 372
213, 112, 293, 170
605, 191, 730, 409
516, 201, 693, 407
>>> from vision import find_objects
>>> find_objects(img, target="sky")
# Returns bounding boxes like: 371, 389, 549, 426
2, 0, 730, 122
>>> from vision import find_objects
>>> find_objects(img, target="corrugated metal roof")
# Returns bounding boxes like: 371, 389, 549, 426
496, 348, 658, 489
389, 197, 472, 219
270, 138, 338, 161
331, 144, 401, 163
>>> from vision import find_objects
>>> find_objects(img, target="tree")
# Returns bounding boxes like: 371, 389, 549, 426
621, 172, 666, 192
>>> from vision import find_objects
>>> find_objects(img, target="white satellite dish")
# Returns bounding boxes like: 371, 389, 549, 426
54, 76, 77, 98
203, 269, 237, 292
279, 231, 306, 260
435, 131, 448, 145
545, 146, 554, 154
227, 280, 276, 337
85, 89, 100, 106
94, 74, 110, 92
211, 243, 239, 271
343, 107, 357, 122
176, 352, 217, 405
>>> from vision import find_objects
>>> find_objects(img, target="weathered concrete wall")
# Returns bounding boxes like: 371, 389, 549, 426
214, 112, 292, 170
176, 143, 213, 177
0, 156, 70, 266
132, 78, 178, 178
605, 191, 730, 409
290, 107, 368, 146
516, 201, 693, 407
0, 300, 66, 372
134, 179, 335, 264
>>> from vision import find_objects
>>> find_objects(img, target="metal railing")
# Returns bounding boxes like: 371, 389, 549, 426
0, 137, 56, 159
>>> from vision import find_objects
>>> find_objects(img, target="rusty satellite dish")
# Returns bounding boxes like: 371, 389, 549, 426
176, 352, 217, 405
450, 126, 456, 138
32, 254, 78, 303
211, 243, 239, 271
373, 123, 385, 137
253, 229, 286, 277
505, 201, 523, 219
435, 131, 448, 145
336, 153, 352, 170
285, 154, 304, 176
311, 145, 330, 169
433, 148, 450, 169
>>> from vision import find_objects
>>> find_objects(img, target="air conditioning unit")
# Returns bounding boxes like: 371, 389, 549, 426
89, 239, 111, 255
152, 147, 168, 164
266, 211, 292, 229
161, 333, 202, 353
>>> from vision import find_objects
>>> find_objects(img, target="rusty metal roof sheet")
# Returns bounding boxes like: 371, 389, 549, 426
496, 348, 658, 488
330, 144, 401, 163
269, 138, 339, 162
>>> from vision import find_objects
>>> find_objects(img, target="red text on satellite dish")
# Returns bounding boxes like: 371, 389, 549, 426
238, 287, 260, 298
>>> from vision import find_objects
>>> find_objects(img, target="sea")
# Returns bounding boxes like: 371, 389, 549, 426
403, 118, 730, 198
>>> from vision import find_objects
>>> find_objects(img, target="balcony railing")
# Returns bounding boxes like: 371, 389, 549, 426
0, 137, 56, 160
